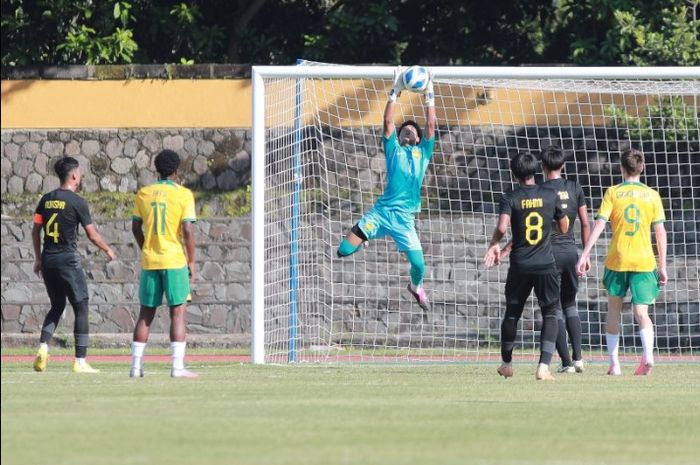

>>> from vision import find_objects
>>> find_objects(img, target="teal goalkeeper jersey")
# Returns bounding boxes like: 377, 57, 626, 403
374, 132, 435, 213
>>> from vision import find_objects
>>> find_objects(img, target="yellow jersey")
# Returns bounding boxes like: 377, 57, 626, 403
133, 180, 196, 270
596, 181, 665, 272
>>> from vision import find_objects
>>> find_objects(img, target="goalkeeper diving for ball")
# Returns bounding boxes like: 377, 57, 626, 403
336, 66, 436, 312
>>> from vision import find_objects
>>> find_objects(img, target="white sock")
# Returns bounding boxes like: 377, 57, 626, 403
131, 341, 146, 370
639, 327, 655, 365
537, 363, 549, 371
171, 341, 186, 370
39, 342, 48, 353
75, 357, 86, 365
606, 333, 620, 367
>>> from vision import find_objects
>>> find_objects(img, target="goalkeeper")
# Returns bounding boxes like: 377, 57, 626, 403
336, 66, 436, 311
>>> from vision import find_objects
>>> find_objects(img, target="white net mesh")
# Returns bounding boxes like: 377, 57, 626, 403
259, 63, 700, 363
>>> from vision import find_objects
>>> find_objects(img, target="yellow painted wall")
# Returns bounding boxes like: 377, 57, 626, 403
1, 78, 662, 129
1, 79, 252, 129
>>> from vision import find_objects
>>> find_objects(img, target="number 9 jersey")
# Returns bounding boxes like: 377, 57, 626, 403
133, 180, 196, 270
596, 181, 665, 272
34, 189, 92, 261
498, 184, 565, 273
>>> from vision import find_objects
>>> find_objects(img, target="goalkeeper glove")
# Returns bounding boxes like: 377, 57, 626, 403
425, 69, 435, 107
388, 66, 405, 102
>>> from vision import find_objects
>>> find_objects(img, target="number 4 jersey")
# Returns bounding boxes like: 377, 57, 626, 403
133, 180, 196, 270
499, 184, 565, 273
34, 189, 93, 263
596, 181, 665, 272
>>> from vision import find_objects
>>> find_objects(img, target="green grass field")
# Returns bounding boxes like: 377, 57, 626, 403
2, 360, 699, 465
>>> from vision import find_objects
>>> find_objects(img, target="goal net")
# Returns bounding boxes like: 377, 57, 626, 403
251, 63, 700, 364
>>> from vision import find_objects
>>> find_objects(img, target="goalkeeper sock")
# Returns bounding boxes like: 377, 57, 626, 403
171, 341, 186, 370
337, 238, 362, 257
131, 341, 146, 370
606, 333, 620, 367
405, 249, 425, 287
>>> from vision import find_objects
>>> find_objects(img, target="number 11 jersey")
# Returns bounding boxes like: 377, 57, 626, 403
499, 184, 565, 273
133, 180, 196, 270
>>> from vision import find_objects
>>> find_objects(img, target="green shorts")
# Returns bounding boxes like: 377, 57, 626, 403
139, 266, 190, 308
602, 268, 660, 305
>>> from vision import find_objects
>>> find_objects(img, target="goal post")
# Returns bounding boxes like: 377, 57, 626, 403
251, 64, 700, 364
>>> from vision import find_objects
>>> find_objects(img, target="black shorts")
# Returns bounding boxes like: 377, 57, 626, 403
41, 257, 88, 305
553, 247, 579, 305
505, 267, 561, 308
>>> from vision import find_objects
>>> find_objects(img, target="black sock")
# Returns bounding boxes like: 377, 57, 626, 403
564, 306, 583, 361
555, 310, 572, 366
539, 305, 559, 365
73, 299, 90, 359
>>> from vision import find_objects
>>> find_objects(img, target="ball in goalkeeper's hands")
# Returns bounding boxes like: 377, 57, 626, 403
402, 66, 430, 93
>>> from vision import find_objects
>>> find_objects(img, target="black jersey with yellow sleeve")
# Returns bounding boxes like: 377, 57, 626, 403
499, 184, 565, 273
34, 189, 92, 257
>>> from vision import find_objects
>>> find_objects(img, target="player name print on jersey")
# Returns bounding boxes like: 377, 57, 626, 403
44, 200, 66, 210
521, 198, 543, 209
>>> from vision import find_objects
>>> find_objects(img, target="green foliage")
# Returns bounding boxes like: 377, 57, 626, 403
2, 0, 699, 66
605, 96, 700, 143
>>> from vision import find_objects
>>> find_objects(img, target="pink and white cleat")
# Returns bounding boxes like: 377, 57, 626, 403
406, 284, 431, 313
607, 364, 622, 376
171, 368, 199, 378
634, 358, 654, 376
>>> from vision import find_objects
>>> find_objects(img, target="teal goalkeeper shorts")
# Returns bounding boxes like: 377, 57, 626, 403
139, 267, 191, 308
357, 207, 422, 252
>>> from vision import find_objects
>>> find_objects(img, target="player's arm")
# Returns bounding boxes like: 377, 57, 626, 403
654, 222, 668, 286
576, 218, 606, 276
384, 66, 405, 138
132, 218, 145, 250
577, 203, 592, 269
182, 221, 196, 284
84, 224, 116, 260
31, 221, 42, 277
484, 213, 510, 268
424, 70, 436, 141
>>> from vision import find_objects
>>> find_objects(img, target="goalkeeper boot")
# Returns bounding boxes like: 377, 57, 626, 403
634, 357, 653, 376
171, 368, 198, 379
33, 346, 48, 372
406, 284, 431, 313
497, 363, 513, 379
573, 359, 585, 373
72, 360, 100, 374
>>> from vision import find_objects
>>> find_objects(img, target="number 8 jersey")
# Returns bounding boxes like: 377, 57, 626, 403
133, 180, 196, 270
498, 184, 565, 273
34, 189, 93, 260
596, 181, 665, 272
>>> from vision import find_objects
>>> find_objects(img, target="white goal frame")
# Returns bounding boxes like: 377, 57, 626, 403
250, 65, 700, 364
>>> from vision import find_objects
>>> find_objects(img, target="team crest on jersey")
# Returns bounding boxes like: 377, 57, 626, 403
558, 191, 570, 200
364, 221, 376, 232
411, 147, 421, 160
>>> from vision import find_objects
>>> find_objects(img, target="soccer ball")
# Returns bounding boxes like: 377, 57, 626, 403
402, 66, 430, 93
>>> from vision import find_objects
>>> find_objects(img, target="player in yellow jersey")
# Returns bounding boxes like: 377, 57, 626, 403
130, 150, 198, 378
576, 149, 667, 376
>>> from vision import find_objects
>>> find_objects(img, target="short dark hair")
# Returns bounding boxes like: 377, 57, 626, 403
621, 149, 644, 175
540, 145, 566, 170
54, 156, 80, 183
510, 152, 538, 181
154, 149, 181, 178
398, 120, 422, 141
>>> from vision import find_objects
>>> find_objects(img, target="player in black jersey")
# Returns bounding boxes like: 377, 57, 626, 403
484, 152, 569, 380
31, 157, 116, 373
540, 146, 590, 373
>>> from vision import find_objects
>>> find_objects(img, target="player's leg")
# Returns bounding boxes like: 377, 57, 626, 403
558, 248, 583, 371
34, 266, 66, 372
630, 271, 660, 375
533, 270, 561, 380
390, 213, 430, 311
337, 224, 368, 257
404, 249, 429, 312
165, 266, 198, 378
131, 269, 164, 377
62, 266, 98, 373
603, 268, 628, 375
498, 270, 532, 378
